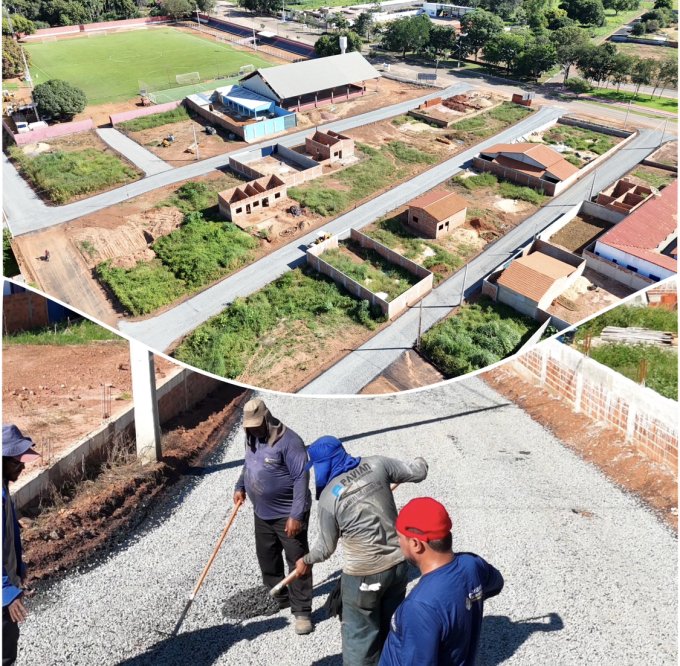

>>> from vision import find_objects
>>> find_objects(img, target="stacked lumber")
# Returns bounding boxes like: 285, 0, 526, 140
601, 327, 674, 347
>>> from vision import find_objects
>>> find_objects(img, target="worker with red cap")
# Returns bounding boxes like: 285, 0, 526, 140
379, 498, 504, 666
3, 425, 41, 666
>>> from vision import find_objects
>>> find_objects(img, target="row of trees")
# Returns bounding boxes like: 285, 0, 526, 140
5, 0, 141, 28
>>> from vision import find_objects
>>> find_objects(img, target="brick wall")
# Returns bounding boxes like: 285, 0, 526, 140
23, 16, 171, 40
7, 119, 94, 147
514, 340, 677, 471
3, 292, 49, 333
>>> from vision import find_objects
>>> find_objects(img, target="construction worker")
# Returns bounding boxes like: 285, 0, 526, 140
295, 436, 428, 666
233, 399, 313, 635
379, 498, 504, 666
3, 425, 40, 666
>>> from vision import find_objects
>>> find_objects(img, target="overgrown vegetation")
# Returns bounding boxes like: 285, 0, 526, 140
160, 181, 219, 215
9, 147, 138, 204
174, 268, 385, 379
3, 318, 119, 346
289, 141, 434, 217
574, 304, 678, 339
498, 182, 545, 204
543, 124, 616, 155
3, 229, 20, 277
589, 344, 677, 400
119, 106, 190, 132
322, 242, 419, 301
447, 102, 533, 142
365, 214, 471, 283
452, 173, 498, 190
420, 298, 538, 377
96, 211, 257, 315
632, 168, 675, 189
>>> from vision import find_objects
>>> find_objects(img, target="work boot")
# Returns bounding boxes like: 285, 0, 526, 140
294, 614, 313, 635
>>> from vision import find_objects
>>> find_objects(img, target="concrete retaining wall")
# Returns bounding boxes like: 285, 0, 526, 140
110, 100, 182, 126
514, 340, 677, 470
22, 16, 172, 40
6, 119, 94, 146
558, 116, 634, 138
11, 368, 221, 511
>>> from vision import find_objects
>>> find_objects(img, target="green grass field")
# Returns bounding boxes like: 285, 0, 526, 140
588, 88, 678, 113
25, 28, 274, 105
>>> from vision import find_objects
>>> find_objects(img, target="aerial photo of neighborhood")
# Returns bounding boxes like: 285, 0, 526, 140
3, 0, 677, 394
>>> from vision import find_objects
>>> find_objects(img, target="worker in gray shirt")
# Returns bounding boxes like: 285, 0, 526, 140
295, 436, 428, 666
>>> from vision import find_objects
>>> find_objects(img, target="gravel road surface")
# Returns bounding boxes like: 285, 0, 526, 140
16, 378, 677, 665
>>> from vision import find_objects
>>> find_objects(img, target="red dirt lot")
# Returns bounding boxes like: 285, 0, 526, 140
2, 341, 174, 475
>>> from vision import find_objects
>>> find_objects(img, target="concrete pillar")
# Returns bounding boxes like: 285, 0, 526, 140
129, 339, 162, 464
573, 368, 584, 413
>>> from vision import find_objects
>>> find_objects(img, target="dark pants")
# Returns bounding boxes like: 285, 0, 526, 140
254, 513, 313, 616
3, 607, 19, 666
341, 560, 408, 666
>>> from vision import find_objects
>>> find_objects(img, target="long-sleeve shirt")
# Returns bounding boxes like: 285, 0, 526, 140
303, 455, 428, 576
3, 483, 25, 607
235, 428, 311, 521
379, 553, 504, 666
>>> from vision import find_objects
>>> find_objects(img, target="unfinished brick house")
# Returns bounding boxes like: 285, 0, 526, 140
595, 178, 657, 215
305, 130, 354, 164
407, 189, 468, 239
218, 174, 287, 226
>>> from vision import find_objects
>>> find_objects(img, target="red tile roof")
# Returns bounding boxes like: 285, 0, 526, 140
597, 180, 678, 272
481, 143, 579, 182
409, 189, 468, 221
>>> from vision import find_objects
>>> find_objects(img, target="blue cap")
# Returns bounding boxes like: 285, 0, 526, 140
2, 424, 40, 461
305, 436, 343, 470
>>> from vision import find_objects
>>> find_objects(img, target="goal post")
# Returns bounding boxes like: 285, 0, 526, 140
239, 64, 255, 76
175, 71, 200, 86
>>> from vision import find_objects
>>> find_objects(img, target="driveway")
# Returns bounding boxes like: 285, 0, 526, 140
97, 128, 174, 177
119, 105, 563, 350
302, 128, 667, 394
14, 379, 677, 665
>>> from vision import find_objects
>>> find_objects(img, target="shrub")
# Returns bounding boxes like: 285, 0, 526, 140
33, 79, 87, 120
452, 173, 498, 190
498, 182, 544, 204
565, 77, 593, 95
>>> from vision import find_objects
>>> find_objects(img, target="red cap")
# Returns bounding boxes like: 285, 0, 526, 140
396, 498, 452, 542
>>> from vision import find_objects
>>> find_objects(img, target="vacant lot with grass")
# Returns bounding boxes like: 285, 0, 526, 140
96, 209, 258, 316
8, 136, 140, 204
289, 141, 436, 217
322, 241, 420, 301
542, 124, 619, 155
631, 166, 676, 189
25, 28, 274, 104
587, 1, 654, 39
117, 106, 190, 132
589, 88, 678, 113
3, 318, 118, 346
420, 298, 538, 377
446, 102, 533, 143
575, 304, 678, 339
174, 268, 384, 389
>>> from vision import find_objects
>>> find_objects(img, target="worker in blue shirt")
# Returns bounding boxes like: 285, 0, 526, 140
379, 497, 504, 666
3, 425, 40, 666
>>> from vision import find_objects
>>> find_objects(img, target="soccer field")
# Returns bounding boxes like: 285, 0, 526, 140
25, 28, 274, 105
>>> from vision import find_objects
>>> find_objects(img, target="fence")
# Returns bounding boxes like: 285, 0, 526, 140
22, 16, 172, 41
306, 228, 433, 320
3, 118, 94, 146
513, 339, 677, 471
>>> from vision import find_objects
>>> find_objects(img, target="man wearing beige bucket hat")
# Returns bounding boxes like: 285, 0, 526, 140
233, 399, 314, 635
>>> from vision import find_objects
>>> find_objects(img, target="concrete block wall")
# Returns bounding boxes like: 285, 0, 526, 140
111, 101, 181, 126
12, 368, 223, 511
22, 16, 171, 40
2, 292, 49, 333
7, 119, 94, 147
583, 249, 657, 291
514, 340, 677, 470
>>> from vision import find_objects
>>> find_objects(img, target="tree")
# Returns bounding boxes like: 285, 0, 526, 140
33, 79, 87, 119
429, 25, 456, 57
484, 32, 528, 74
329, 13, 350, 31
196, 0, 216, 13
640, 8, 672, 26
631, 20, 646, 34
2, 14, 35, 35
314, 30, 362, 57
609, 52, 633, 89
577, 42, 617, 85
654, 0, 672, 8
630, 57, 657, 95
2, 35, 27, 78
353, 11, 374, 38
41, 0, 91, 26
603, 0, 640, 14
565, 76, 592, 94
381, 15, 430, 57
545, 7, 574, 29
560, 0, 606, 25
161, 0, 192, 18
516, 38, 557, 79
550, 24, 590, 80
657, 57, 678, 98
460, 9, 504, 61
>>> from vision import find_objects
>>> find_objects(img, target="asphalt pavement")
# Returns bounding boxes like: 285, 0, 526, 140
303, 128, 667, 394
3, 84, 467, 237
119, 105, 563, 350
14, 379, 678, 665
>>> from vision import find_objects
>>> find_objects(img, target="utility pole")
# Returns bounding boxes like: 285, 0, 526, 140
623, 99, 631, 129
459, 263, 468, 305
416, 299, 423, 350
192, 122, 200, 161
195, 5, 201, 30
588, 171, 597, 201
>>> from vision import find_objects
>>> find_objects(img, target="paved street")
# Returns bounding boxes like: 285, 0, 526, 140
15, 380, 678, 665
303, 128, 666, 394
97, 128, 173, 176
3, 84, 467, 237
120, 105, 562, 350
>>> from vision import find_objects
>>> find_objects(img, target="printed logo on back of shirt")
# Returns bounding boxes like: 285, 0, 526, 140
466, 584, 483, 610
